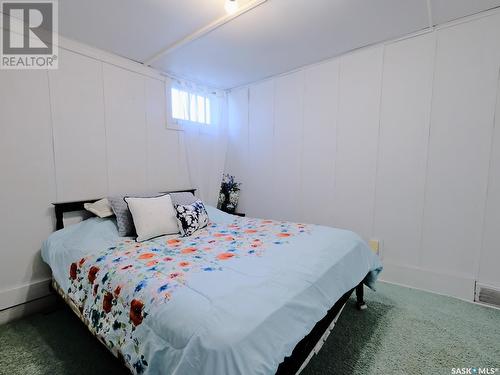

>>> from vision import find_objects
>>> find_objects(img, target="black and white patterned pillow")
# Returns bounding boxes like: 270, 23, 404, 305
175, 200, 209, 237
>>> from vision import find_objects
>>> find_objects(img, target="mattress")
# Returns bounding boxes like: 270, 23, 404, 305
41, 206, 382, 375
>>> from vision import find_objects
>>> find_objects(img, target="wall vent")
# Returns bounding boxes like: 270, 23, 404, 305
475, 283, 500, 308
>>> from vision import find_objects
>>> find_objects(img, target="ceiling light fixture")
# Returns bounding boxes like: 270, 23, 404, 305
225, 0, 239, 14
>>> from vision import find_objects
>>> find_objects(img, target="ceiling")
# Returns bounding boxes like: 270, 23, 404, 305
57, 0, 500, 89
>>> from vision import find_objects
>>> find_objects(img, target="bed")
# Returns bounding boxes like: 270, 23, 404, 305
42, 190, 382, 375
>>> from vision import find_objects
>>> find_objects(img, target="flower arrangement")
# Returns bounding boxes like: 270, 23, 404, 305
217, 174, 241, 213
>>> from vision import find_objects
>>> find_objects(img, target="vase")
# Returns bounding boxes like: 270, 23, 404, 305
217, 192, 225, 210
227, 190, 239, 213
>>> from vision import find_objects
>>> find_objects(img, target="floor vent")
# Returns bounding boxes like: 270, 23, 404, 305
475, 283, 500, 307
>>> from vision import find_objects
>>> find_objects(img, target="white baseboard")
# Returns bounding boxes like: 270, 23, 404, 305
0, 278, 53, 311
0, 294, 58, 325
379, 262, 476, 302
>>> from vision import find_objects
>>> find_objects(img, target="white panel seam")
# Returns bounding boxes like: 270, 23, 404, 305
298, 70, 306, 221
331, 59, 340, 227
475, 67, 500, 281
332, 57, 342, 227
370, 45, 386, 243
46, 70, 58, 202
143, 77, 150, 190
246, 87, 250, 164
177, 132, 185, 187
271, 79, 277, 218
297, 70, 306, 221
101, 62, 111, 195
417, 30, 438, 268
181, 131, 195, 191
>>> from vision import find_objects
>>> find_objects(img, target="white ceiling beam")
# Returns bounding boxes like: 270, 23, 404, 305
426, 0, 434, 27
144, 0, 269, 66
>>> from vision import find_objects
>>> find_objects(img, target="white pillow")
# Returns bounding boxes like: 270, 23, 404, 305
84, 198, 114, 218
124, 194, 178, 242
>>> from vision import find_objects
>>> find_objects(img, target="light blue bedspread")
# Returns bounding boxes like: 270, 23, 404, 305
42, 206, 382, 375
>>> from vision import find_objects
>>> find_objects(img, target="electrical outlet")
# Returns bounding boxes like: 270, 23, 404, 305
368, 239, 380, 254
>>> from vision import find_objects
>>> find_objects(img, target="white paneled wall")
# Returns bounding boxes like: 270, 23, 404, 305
49, 49, 108, 201
0, 42, 190, 310
374, 33, 435, 268
103, 63, 149, 195
145, 78, 189, 191
479, 74, 500, 288
247, 81, 275, 218
226, 88, 249, 210
333, 47, 383, 239
421, 18, 499, 285
272, 72, 304, 222
225, 12, 500, 300
301, 60, 339, 225
0, 70, 56, 305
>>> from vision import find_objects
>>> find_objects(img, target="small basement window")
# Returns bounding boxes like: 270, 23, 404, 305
171, 87, 212, 126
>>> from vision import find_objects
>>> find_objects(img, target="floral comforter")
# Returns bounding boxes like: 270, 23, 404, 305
43, 206, 382, 375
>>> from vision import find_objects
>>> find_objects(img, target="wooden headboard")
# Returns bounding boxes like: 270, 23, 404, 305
52, 189, 197, 231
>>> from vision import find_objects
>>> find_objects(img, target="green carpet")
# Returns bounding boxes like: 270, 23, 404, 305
0, 282, 499, 375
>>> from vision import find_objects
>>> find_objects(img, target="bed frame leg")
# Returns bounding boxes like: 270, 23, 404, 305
356, 283, 367, 310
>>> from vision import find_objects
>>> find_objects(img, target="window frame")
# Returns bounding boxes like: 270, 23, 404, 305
166, 83, 215, 130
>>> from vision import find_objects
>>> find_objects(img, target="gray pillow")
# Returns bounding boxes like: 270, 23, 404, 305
108, 193, 161, 236
170, 192, 197, 206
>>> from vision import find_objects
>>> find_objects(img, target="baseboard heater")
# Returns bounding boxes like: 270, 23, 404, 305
475, 282, 500, 308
